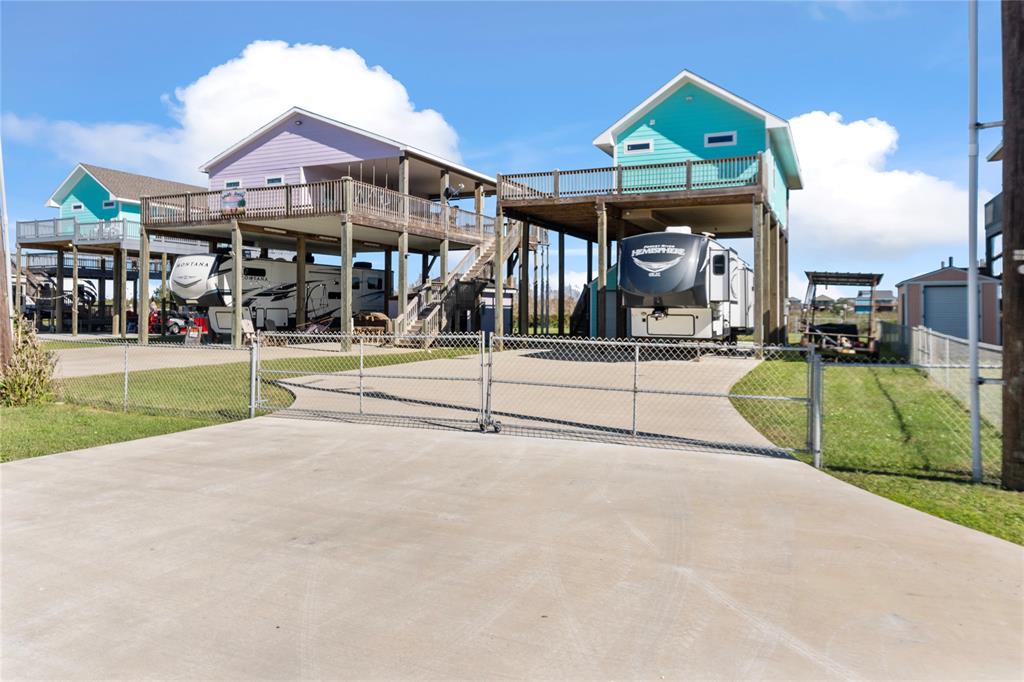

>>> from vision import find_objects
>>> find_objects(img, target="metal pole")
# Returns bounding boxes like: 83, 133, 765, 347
122, 342, 129, 412
478, 331, 486, 427
248, 336, 258, 419
485, 332, 494, 426
358, 339, 364, 415
632, 342, 639, 436
810, 350, 823, 469
968, 0, 983, 482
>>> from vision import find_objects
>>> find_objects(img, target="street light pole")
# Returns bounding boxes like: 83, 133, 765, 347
967, 0, 983, 483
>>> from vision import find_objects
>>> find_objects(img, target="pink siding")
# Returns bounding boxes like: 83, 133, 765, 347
898, 274, 1001, 344
207, 113, 400, 190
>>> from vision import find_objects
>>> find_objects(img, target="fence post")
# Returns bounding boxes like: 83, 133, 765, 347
632, 343, 640, 436
485, 333, 495, 428
122, 342, 129, 412
810, 351, 823, 469
248, 335, 258, 419
358, 339, 364, 415
479, 331, 486, 428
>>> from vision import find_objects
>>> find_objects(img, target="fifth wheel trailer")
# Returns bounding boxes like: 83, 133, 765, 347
616, 227, 754, 340
169, 254, 385, 334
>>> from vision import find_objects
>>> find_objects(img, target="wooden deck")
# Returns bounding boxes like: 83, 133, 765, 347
141, 178, 496, 250
15, 218, 207, 255
498, 154, 773, 240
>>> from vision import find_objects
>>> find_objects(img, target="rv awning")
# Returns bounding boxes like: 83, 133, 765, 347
804, 271, 883, 287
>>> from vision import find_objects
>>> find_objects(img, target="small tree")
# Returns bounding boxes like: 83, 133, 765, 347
0, 324, 56, 407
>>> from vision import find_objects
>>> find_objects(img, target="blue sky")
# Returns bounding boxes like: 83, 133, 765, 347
1, 0, 1006, 297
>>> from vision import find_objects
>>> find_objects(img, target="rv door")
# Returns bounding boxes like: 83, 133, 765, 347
708, 249, 730, 302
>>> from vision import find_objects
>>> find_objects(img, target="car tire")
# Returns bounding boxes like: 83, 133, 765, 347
169, 323, 180, 335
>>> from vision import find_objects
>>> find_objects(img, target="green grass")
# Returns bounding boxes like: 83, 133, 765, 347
730, 360, 1023, 545
6, 344, 478, 463
41, 339, 111, 350
1, 403, 219, 463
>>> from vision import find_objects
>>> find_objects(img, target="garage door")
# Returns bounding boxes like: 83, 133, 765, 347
923, 285, 968, 338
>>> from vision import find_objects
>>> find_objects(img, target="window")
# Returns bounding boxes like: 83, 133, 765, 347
265, 175, 284, 186
624, 140, 654, 154
328, 291, 341, 300
70, 203, 84, 211
351, 277, 361, 290
243, 267, 266, 277
224, 179, 241, 189
712, 254, 726, 276
704, 131, 737, 148
367, 277, 383, 291
102, 200, 116, 210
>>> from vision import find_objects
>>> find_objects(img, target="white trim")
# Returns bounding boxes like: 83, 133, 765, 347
592, 70, 788, 153
265, 175, 285, 186
223, 179, 242, 189
622, 140, 655, 155
704, 131, 737, 148
198, 106, 497, 188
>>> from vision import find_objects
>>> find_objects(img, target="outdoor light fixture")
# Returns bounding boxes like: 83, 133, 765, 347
294, 120, 303, 126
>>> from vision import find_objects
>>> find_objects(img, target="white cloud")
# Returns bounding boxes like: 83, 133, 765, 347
3, 40, 460, 183
789, 111, 974, 256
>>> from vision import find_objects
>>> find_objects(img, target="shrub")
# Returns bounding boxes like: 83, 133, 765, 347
1, 325, 57, 407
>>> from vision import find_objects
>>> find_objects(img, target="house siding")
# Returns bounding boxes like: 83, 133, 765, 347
768, 143, 788, 227
59, 174, 122, 223
207, 113, 401, 190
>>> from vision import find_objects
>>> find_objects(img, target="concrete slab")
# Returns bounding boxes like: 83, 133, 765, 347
2, 418, 1021, 679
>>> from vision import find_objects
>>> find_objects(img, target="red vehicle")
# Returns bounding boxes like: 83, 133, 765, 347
149, 310, 209, 335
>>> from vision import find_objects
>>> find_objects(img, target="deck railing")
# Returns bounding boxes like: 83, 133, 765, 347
16, 218, 205, 250
142, 178, 493, 243
24, 252, 169, 275
499, 154, 762, 201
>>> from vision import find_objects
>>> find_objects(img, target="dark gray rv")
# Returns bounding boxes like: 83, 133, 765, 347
618, 227, 754, 340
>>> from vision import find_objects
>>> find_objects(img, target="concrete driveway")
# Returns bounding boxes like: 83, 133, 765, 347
2, 418, 1021, 679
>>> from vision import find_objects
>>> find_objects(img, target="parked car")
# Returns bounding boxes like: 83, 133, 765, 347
149, 310, 188, 335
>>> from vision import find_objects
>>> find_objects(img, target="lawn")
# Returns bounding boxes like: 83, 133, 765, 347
1, 403, 218, 463
6, 344, 478, 462
730, 359, 1023, 545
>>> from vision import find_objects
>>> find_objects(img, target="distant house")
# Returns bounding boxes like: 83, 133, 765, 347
984, 142, 1003, 279
854, 289, 896, 314
787, 296, 802, 313
896, 260, 1000, 344
811, 293, 835, 311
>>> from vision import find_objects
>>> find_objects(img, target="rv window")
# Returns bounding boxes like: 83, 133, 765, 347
712, 254, 727, 275
243, 267, 266, 277
328, 292, 341, 299
367, 277, 383, 290
351, 278, 361, 290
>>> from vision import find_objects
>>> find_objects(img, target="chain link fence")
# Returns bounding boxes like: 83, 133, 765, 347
41, 330, 1005, 481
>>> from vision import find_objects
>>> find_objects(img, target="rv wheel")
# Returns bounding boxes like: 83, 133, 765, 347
492, 422, 502, 433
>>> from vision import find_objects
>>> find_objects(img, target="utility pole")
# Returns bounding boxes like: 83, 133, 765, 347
1001, 0, 1023, 490
967, 0, 983, 483
0, 138, 13, 368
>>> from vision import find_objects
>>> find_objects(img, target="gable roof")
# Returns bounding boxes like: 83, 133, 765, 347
46, 163, 205, 208
592, 70, 803, 189
895, 265, 998, 288
199, 107, 496, 188
987, 141, 1003, 162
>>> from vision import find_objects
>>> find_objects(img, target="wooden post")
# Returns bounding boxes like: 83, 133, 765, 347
296, 235, 307, 328
160, 253, 168, 337
71, 245, 79, 336
474, 182, 484, 239
557, 230, 565, 335
398, 231, 409, 333
139, 226, 150, 345
119, 247, 128, 337
532, 238, 539, 334
519, 221, 530, 334
768, 215, 779, 343
231, 219, 243, 347
1001, 0, 1023, 490
14, 244, 22, 322
111, 252, 120, 337
340, 178, 354, 341
383, 248, 393, 313
398, 155, 410, 222
54, 248, 64, 333
587, 240, 593, 285
440, 170, 450, 287
752, 203, 764, 346
99, 257, 106, 332
781, 230, 790, 342
597, 203, 608, 338
494, 208, 504, 338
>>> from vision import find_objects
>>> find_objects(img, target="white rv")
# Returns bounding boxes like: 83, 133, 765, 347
618, 227, 754, 340
169, 254, 386, 334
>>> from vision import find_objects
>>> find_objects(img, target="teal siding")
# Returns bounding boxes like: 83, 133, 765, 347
615, 82, 766, 191
768, 144, 788, 227
58, 174, 122, 223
